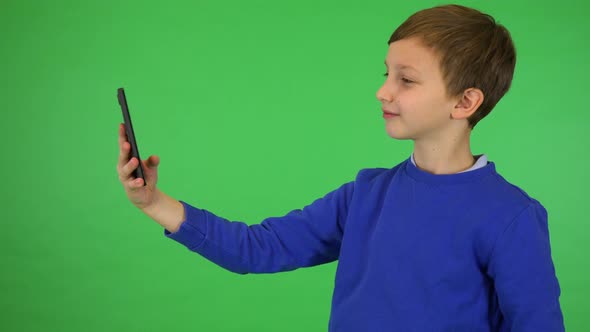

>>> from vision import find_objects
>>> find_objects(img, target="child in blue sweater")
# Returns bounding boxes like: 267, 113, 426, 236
117, 4, 564, 331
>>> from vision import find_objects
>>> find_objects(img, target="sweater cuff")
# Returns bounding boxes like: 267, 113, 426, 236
163, 200, 208, 250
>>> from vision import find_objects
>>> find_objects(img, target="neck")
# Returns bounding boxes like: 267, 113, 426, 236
412, 127, 475, 175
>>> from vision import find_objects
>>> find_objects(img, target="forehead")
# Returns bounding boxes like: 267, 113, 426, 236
384, 37, 440, 75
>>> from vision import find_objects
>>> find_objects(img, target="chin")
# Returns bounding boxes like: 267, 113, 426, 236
385, 125, 413, 140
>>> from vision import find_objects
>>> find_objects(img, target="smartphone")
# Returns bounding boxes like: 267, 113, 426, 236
117, 87, 147, 186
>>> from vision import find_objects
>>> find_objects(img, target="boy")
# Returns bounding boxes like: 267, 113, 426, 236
117, 4, 565, 331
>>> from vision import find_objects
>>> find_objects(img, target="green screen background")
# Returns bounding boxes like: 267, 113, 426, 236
1, 0, 588, 330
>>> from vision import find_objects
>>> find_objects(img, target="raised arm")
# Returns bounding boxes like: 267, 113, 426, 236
163, 180, 355, 274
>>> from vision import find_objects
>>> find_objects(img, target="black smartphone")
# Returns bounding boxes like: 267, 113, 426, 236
117, 87, 147, 186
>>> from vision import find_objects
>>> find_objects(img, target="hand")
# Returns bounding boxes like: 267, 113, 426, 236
117, 123, 160, 210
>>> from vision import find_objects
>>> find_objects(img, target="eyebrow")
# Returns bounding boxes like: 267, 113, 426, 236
384, 61, 420, 73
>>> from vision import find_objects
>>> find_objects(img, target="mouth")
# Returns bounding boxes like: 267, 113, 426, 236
382, 109, 399, 115
382, 110, 400, 119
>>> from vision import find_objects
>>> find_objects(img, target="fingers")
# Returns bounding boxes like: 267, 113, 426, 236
118, 123, 125, 155
118, 124, 129, 164
118, 123, 126, 146
117, 123, 152, 189
118, 123, 136, 182
118, 156, 138, 182
118, 141, 130, 168
126, 175, 143, 189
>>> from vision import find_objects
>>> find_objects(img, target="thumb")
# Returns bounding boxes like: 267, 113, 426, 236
146, 155, 160, 168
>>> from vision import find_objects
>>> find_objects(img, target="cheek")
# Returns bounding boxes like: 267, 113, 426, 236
396, 90, 422, 112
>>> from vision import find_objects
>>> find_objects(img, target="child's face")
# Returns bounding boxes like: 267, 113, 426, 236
376, 37, 460, 140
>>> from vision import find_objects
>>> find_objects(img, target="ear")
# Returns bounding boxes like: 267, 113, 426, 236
451, 88, 484, 120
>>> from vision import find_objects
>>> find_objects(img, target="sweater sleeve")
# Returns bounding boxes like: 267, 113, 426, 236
487, 202, 565, 331
163, 180, 355, 274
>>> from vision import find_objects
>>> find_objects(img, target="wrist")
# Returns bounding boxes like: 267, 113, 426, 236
141, 189, 185, 233
142, 188, 163, 214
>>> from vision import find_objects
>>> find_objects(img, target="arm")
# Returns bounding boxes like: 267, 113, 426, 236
140, 188, 185, 233
487, 202, 565, 331
162, 181, 355, 274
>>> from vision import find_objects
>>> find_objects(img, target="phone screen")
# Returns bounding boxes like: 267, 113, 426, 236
117, 87, 147, 186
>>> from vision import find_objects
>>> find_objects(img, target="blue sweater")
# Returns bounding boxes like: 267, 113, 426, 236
164, 155, 564, 331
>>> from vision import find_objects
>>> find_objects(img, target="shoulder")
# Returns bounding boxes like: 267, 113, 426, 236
476, 169, 550, 253
487, 170, 547, 212
354, 159, 407, 184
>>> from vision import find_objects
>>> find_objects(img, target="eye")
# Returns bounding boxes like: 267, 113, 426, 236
382, 73, 413, 84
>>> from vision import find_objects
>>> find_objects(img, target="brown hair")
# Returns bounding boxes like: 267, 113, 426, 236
389, 4, 516, 129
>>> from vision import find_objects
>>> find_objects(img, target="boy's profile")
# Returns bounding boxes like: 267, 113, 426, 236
116, 4, 565, 331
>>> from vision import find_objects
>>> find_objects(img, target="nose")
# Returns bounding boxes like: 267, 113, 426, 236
376, 81, 393, 103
